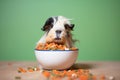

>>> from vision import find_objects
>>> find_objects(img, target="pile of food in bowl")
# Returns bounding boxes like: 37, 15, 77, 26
36, 42, 78, 51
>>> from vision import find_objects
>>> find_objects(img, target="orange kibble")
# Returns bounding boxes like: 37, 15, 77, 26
42, 71, 50, 78
28, 69, 34, 72
52, 70, 60, 75
36, 43, 44, 50
92, 75, 97, 80
37, 47, 43, 50
44, 47, 48, 50
18, 67, 27, 73
45, 43, 48, 46
100, 75, 106, 80
70, 47, 77, 50
79, 75, 88, 80
35, 67, 40, 71
63, 70, 67, 74
51, 76, 62, 80
77, 69, 82, 73
66, 70, 75, 77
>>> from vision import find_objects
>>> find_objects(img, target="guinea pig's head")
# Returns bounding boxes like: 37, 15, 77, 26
41, 16, 74, 44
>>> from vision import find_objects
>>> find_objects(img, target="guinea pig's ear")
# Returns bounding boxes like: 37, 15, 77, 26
64, 24, 75, 30
70, 24, 75, 30
41, 17, 54, 31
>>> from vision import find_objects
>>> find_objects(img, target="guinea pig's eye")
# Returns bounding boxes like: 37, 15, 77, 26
64, 24, 74, 30
41, 24, 53, 31
64, 24, 70, 30
48, 24, 53, 30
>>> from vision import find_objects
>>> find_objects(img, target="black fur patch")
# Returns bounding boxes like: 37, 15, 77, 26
41, 17, 54, 31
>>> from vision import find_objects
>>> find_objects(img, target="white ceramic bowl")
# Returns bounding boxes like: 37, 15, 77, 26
35, 50, 78, 70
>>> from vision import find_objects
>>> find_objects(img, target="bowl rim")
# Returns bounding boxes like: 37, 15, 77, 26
35, 49, 79, 51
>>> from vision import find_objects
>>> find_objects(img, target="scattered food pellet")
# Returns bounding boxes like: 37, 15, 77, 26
109, 76, 115, 80
17, 66, 40, 73
71, 73, 77, 79
42, 69, 100, 80
33, 67, 40, 71
15, 76, 21, 80
18, 67, 27, 73
42, 71, 50, 78
16, 66, 108, 80
100, 75, 106, 80
33, 67, 37, 71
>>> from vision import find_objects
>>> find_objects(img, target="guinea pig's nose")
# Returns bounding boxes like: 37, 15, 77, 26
56, 30, 62, 34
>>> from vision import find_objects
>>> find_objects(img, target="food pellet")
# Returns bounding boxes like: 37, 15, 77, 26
15, 76, 21, 80
109, 76, 115, 80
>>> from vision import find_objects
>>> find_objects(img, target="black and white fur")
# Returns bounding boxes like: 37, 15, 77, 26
36, 16, 75, 48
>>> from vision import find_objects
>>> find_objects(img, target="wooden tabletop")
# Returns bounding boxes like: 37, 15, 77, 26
0, 61, 120, 80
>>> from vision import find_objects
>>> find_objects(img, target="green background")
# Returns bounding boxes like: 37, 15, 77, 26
0, 0, 120, 61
